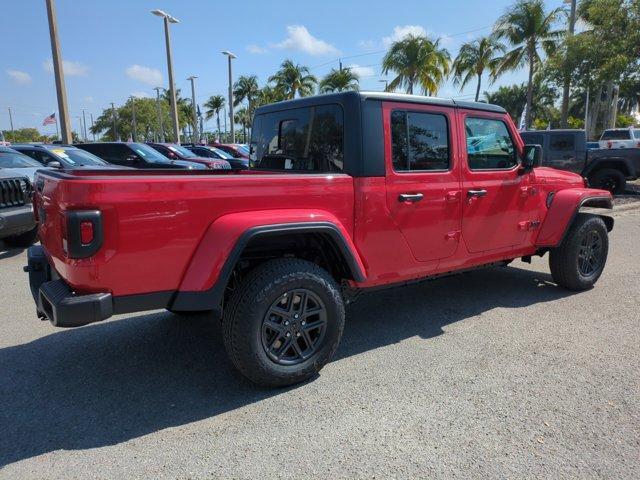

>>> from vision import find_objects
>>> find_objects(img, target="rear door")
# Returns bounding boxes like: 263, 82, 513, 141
547, 133, 583, 173
384, 102, 462, 262
460, 111, 531, 253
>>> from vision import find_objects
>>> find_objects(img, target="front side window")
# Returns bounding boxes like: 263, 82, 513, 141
251, 104, 344, 172
465, 117, 517, 170
549, 134, 575, 152
391, 110, 449, 171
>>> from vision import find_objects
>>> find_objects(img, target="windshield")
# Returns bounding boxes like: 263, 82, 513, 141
210, 147, 234, 159
168, 145, 198, 158
130, 143, 172, 163
49, 147, 107, 166
0, 151, 42, 168
601, 130, 631, 140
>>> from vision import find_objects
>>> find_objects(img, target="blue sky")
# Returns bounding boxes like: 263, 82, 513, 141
1, 0, 567, 135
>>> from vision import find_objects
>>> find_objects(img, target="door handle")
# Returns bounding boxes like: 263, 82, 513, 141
467, 189, 487, 198
398, 193, 424, 203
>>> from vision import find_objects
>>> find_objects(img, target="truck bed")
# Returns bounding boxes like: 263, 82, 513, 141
36, 169, 355, 297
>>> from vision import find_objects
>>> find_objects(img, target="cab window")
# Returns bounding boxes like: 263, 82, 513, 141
391, 110, 449, 171
465, 117, 517, 170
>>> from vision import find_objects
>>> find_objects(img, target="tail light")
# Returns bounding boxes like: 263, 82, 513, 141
62, 210, 103, 258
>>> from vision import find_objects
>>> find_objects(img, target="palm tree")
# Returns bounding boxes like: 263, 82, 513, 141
452, 37, 505, 101
381, 34, 451, 95
319, 68, 360, 93
233, 75, 259, 110
234, 106, 252, 143
255, 85, 287, 107
493, 0, 563, 129
268, 59, 317, 100
204, 95, 225, 139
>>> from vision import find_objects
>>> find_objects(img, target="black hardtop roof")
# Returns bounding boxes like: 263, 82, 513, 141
521, 129, 586, 134
255, 91, 506, 115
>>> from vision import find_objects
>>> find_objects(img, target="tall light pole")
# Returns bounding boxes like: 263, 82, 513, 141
129, 96, 138, 142
82, 108, 88, 141
45, 0, 72, 144
379, 79, 389, 91
187, 75, 199, 143
110, 102, 120, 141
560, 0, 577, 127
151, 9, 180, 144
7, 107, 15, 142
222, 50, 237, 143
153, 87, 165, 142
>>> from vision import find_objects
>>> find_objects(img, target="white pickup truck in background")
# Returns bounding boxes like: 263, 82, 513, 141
598, 127, 640, 149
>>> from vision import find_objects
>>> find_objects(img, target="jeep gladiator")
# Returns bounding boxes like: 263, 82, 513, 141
26, 92, 614, 387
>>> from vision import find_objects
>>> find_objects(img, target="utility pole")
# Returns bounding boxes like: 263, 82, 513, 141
8, 107, 15, 142
187, 76, 199, 143
339, 59, 343, 71
222, 51, 236, 143
110, 102, 120, 141
151, 10, 180, 144
130, 97, 137, 142
45, 0, 72, 144
82, 109, 88, 141
560, 0, 577, 128
90, 113, 95, 141
153, 87, 165, 142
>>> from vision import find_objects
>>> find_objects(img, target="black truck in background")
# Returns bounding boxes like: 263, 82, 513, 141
520, 129, 640, 194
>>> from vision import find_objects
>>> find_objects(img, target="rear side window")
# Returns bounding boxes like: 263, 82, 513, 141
601, 130, 630, 140
521, 133, 544, 147
391, 110, 449, 171
251, 104, 344, 172
465, 117, 517, 170
549, 134, 575, 151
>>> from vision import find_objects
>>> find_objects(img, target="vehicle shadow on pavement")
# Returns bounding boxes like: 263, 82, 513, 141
0, 265, 575, 467
0, 246, 24, 261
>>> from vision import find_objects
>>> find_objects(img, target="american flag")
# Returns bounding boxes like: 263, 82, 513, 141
42, 112, 56, 126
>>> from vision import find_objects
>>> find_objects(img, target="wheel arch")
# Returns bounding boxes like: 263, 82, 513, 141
536, 188, 613, 248
585, 158, 632, 177
171, 212, 365, 314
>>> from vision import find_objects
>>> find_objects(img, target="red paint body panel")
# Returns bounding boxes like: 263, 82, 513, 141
34, 101, 612, 304
535, 187, 612, 247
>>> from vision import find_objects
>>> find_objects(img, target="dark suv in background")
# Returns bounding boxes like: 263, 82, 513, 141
76, 142, 206, 170
0, 170, 37, 248
11, 144, 112, 170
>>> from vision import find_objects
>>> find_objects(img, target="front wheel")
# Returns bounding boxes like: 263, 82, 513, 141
549, 213, 609, 290
222, 258, 345, 387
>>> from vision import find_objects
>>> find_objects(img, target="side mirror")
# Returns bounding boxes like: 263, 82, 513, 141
47, 160, 62, 169
521, 144, 542, 172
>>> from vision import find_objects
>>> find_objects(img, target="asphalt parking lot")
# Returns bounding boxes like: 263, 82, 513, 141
1, 207, 639, 479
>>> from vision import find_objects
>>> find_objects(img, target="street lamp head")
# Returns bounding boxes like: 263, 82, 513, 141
187, 75, 198, 81
151, 9, 179, 23
167, 15, 179, 24
151, 9, 167, 17
222, 50, 237, 59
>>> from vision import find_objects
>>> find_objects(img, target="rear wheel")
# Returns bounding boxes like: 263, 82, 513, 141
589, 168, 626, 195
222, 258, 344, 387
549, 213, 609, 290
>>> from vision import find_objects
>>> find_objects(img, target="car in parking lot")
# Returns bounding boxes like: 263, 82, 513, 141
146, 143, 231, 170
0, 146, 51, 182
212, 143, 250, 159
181, 143, 248, 170
11, 144, 113, 170
76, 142, 207, 170
0, 169, 37, 248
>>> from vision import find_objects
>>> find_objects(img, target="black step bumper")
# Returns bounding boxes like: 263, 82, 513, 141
26, 246, 113, 327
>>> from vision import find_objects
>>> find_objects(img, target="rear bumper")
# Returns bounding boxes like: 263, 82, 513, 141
0, 205, 35, 239
26, 246, 112, 327
26, 246, 175, 327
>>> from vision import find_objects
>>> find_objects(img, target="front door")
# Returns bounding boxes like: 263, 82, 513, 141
384, 102, 462, 262
460, 112, 529, 253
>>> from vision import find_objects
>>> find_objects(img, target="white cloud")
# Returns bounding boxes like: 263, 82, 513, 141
84, 96, 94, 103
272, 25, 339, 56
246, 44, 268, 54
348, 64, 375, 78
131, 91, 151, 98
6, 69, 32, 85
382, 25, 427, 47
125, 65, 163, 86
43, 58, 89, 76
358, 39, 378, 51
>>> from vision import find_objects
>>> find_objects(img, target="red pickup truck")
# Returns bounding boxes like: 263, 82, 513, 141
26, 92, 613, 387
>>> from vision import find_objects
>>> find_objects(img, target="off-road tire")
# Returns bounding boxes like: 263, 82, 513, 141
588, 168, 626, 195
5, 227, 38, 248
222, 258, 345, 387
549, 213, 609, 290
